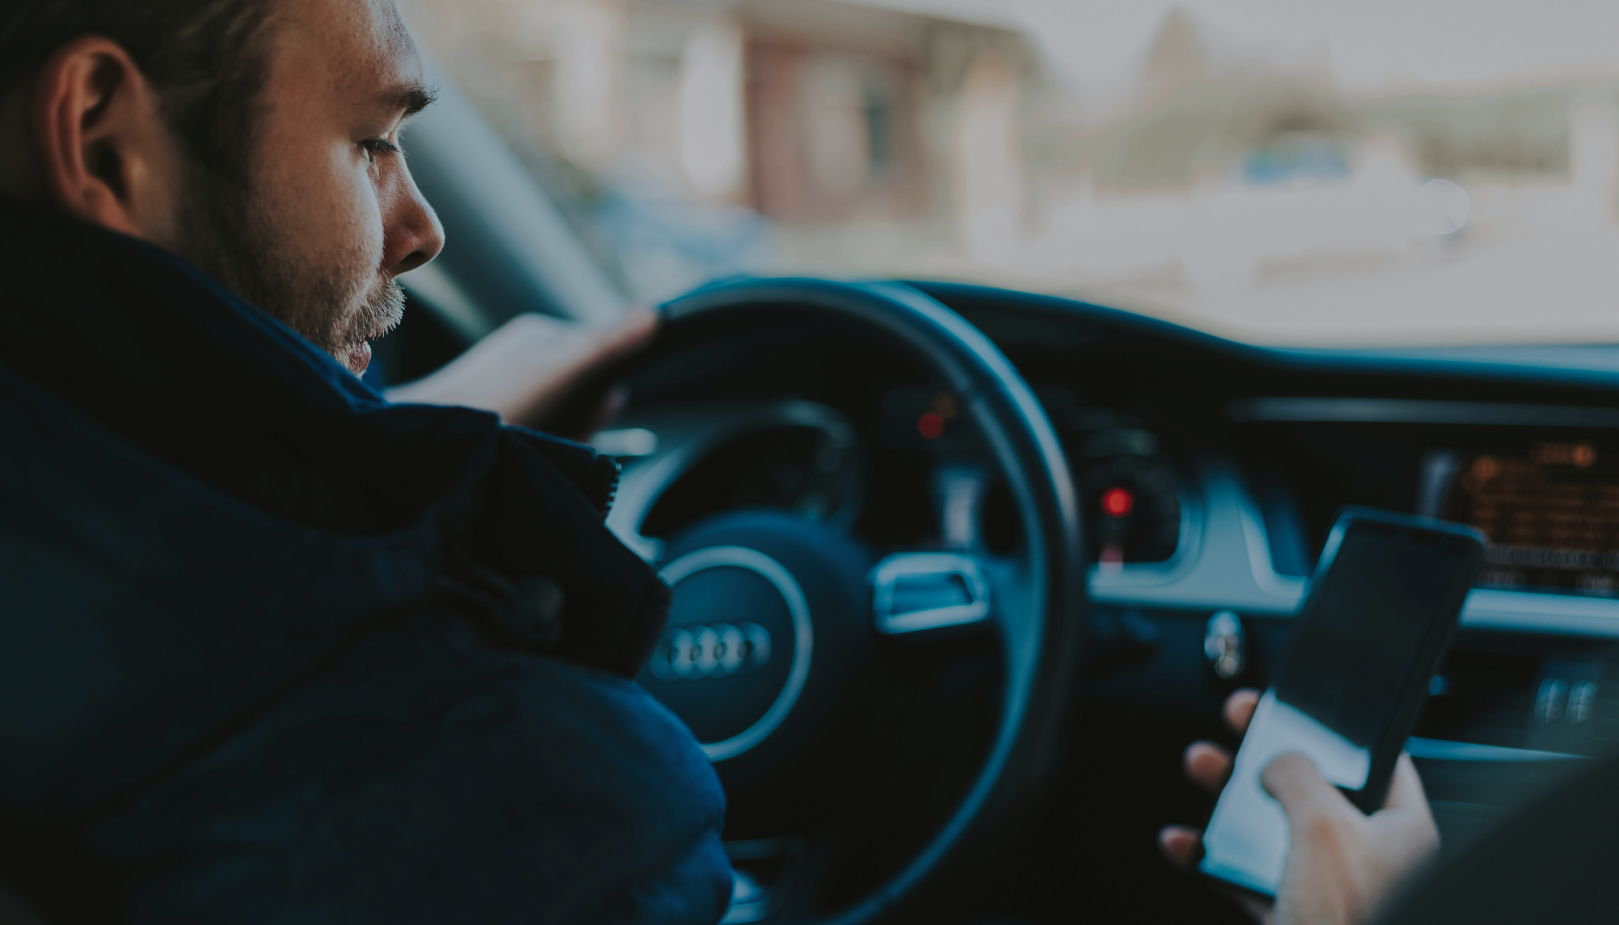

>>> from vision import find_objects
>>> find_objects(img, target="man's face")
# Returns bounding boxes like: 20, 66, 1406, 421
178, 0, 444, 376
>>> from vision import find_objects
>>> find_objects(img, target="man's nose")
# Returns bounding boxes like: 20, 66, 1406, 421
382, 163, 445, 276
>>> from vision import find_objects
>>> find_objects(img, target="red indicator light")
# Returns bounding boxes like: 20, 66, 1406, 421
917, 412, 945, 439
1101, 486, 1134, 518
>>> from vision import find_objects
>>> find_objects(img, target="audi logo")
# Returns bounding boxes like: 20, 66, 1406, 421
648, 622, 772, 681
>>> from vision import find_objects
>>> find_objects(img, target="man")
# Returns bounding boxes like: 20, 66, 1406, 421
0, 1, 728, 922
0, 1, 1446, 923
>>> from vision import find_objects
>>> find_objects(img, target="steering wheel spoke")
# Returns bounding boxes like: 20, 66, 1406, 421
870, 551, 994, 637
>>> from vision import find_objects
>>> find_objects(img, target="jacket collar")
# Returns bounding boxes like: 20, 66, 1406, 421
0, 193, 620, 531
0, 194, 663, 680
0, 195, 671, 834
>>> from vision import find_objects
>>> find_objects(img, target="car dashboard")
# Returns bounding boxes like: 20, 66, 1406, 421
381, 278, 1619, 922
935, 282, 1619, 920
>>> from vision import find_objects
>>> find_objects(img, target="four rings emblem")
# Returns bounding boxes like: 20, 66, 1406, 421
648, 622, 773, 681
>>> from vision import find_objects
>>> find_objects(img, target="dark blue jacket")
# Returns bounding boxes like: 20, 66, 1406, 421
0, 196, 730, 924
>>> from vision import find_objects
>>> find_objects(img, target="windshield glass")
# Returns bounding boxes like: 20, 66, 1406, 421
398, 0, 1619, 347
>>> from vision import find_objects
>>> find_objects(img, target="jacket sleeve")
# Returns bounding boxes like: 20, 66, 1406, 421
85, 610, 732, 925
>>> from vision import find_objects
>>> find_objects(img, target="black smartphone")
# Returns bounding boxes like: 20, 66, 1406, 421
1199, 507, 1485, 896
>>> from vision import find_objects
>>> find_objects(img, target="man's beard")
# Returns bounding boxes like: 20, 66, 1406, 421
173, 171, 404, 375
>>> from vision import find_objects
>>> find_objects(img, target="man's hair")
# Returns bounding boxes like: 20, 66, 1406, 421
0, 0, 275, 189
2, 0, 409, 363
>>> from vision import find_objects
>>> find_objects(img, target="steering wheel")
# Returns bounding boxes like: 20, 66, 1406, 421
615, 278, 1087, 922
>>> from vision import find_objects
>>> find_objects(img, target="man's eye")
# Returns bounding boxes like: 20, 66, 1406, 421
361, 138, 400, 162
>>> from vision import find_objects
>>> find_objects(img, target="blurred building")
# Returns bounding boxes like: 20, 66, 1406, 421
398, 0, 1039, 299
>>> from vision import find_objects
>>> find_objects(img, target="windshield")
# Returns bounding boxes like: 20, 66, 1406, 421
397, 0, 1619, 347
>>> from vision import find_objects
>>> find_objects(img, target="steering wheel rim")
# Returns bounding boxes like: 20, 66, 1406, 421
648, 277, 1088, 922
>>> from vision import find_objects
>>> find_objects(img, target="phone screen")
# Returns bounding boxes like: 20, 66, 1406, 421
1199, 513, 1481, 896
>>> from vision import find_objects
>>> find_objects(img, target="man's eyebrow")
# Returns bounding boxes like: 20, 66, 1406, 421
397, 84, 437, 119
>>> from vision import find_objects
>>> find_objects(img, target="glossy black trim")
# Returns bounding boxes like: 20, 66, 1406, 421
909, 280, 1619, 391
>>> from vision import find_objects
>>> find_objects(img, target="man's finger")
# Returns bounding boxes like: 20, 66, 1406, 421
589, 307, 659, 359
1157, 825, 1204, 868
1224, 689, 1261, 736
1185, 741, 1234, 794
1382, 753, 1430, 812
1260, 752, 1354, 824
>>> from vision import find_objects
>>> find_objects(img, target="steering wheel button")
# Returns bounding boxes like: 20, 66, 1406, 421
872, 552, 992, 635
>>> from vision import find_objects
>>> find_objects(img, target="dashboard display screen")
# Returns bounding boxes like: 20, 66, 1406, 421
1437, 441, 1619, 596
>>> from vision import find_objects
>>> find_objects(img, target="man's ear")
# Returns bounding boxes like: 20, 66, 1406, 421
32, 37, 182, 242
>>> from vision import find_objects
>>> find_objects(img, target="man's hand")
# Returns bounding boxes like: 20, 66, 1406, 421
1158, 689, 1441, 925
386, 308, 658, 440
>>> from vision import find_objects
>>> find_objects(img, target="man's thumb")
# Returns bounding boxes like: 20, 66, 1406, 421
1261, 752, 1352, 823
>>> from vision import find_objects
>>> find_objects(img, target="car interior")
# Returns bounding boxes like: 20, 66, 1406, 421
355, 60, 1619, 923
